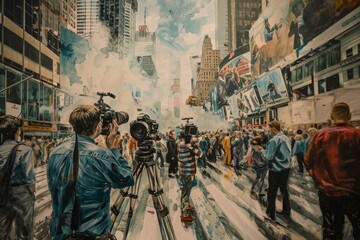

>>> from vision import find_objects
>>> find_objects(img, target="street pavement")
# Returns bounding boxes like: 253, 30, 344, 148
33, 157, 354, 240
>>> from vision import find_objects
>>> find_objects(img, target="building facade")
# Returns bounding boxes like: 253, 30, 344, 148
61, 0, 77, 33
189, 55, 201, 96
0, 0, 69, 137
77, 0, 100, 38
195, 36, 220, 102
228, 0, 262, 50
215, 0, 230, 59
123, 0, 138, 58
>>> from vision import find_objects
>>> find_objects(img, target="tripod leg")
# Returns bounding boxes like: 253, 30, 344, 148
110, 162, 144, 233
145, 163, 176, 240
122, 163, 145, 240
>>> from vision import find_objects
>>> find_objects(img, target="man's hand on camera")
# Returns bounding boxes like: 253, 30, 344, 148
106, 119, 119, 149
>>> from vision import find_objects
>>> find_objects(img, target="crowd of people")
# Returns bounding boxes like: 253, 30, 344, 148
0, 102, 359, 240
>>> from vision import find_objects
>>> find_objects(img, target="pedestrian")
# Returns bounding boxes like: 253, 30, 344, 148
257, 121, 291, 220
222, 132, 231, 166
292, 134, 306, 174
305, 102, 360, 240
178, 134, 201, 222
248, 135, 267, 199
128, 135, 138, 162
47, 105, 134, 239
167, 130, 178, 178
155, 136, 166, 168
0, 116, 36, 240
198, 134, 208, 170
232, 131, 244, 175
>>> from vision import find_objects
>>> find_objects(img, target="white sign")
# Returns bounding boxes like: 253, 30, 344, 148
6, 102, 21, 117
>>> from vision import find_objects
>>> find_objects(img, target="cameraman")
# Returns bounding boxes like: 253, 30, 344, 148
47, 105, 134, 240
178, 132, 201, 222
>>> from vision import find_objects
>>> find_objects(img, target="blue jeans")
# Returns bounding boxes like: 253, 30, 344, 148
233, 150, 243, 172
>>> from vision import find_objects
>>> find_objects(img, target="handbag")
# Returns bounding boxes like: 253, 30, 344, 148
0, 144, 22, 207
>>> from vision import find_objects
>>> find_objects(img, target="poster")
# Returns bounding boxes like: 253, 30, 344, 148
255, 68, 288, 105
239, 84, 261, 114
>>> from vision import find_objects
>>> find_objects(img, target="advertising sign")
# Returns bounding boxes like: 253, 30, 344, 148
6, 102, 21, 117
254, 68, 288, 105
239, 84, 261, 114
250, 0, 360, 77
217, 45, 251, 108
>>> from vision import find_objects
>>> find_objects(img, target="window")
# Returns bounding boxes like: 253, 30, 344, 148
43, 86, 53, 121
0, 69, 5, 116
296, 67, 303, 81
316, 54, 327, 72
346, 48, 353, 58
347, 68, 354, 80
304, 61, 313, 77
318, 74, 340, 94
25, 41, 39, 63
6, 71, 21, 105
41, 53, 53, 71
3, 27, 23, 54
328, 47, 340, 67
28, 80, 39, 120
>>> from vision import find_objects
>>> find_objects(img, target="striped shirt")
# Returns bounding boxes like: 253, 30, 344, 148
177, 140, 199, 176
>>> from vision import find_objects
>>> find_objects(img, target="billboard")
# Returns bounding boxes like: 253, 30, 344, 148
255, 68, 288, 105
250, 0, 360, 77
217, 45, 251, 108
239, 84, 262, 114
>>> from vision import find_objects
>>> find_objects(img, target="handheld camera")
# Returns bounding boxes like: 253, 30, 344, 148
94, 92, 129, 135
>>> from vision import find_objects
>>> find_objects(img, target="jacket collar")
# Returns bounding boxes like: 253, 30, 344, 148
73, 135, 96, 144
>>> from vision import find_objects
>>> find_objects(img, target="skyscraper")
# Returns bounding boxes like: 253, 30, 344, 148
195, 36, 220, 102
60, 0, 77, 33
216, 0, 262, 56
124, 0, 138, 58
76, 0, 100, 38
189, 55, 201, 96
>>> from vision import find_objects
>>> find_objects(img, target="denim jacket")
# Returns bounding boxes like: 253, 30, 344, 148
263, 132, 291, 172
47, 135, 134, 239
0, 140, 35, 186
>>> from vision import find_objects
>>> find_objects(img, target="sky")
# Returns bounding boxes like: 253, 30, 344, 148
137, 0, 216, 101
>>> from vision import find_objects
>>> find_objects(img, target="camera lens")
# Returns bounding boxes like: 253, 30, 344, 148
130, 121, 148, 142
115, 111, 129, 125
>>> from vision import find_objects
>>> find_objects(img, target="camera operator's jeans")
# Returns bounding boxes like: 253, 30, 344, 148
180, 175, 195, 217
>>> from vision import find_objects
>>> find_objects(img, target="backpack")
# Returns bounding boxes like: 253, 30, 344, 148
250, 146, 266, 169
0, 144, 22, 207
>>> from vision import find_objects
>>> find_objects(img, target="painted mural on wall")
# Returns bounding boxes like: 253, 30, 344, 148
250, 0, 360, 77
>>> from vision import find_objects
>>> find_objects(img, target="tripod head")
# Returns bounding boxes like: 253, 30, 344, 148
134, 140, 156, 163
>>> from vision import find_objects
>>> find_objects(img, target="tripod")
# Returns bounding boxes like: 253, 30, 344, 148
110, 140, 176, 240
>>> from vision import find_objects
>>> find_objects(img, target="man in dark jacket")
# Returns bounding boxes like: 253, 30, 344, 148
305, 102, 360, 240
167, 130, 178, 178
0, 116, 36, 240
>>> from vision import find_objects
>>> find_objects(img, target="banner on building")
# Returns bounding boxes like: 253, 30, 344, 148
314, 95, 334, 123
254, 68, 288, 105
290, 99, 315, 125
217, 45, 251, 108
250, 0, 360, 77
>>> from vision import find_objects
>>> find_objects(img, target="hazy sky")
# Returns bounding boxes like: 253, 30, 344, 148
136, 0, 216, 99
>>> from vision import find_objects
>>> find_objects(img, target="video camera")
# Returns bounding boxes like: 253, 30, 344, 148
180, 117, 198, 144
94, 92, 129, 135
130, 114, 160, 142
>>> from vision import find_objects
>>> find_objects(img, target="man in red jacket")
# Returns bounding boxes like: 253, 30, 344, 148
305, 102, 360, 240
